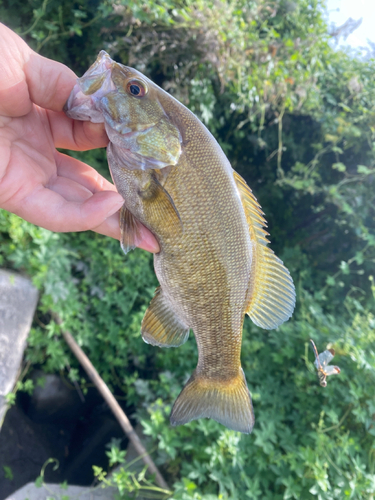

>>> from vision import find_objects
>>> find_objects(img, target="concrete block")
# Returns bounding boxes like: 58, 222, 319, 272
0, 270, 38, 427
4, 482, 117, 500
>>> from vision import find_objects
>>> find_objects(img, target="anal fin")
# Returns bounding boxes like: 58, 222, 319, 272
233, 171, 296, 329
119, 205, 143, 255
141, 287, 190, 348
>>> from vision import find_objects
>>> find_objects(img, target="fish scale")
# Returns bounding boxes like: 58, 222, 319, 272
65, 50, 296, 433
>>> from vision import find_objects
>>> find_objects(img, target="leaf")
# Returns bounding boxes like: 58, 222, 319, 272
59, 480, 68, 490
332, 162, 346, 172
5, 393, 16, 406
339, 103, 352, 112
92, 466, 107, 482
3, 466, 13, 481
182, 478, 197, 491
43, 21, 58, 32
357, 165, 372, 174
340, 261, 350, 275
326, 276, 336, 286
73, 9, 87, 19
35, 476, 43, 488
325, 134, 339, 142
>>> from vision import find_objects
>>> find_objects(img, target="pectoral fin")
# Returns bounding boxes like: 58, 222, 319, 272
119, 205, 143, 254
139, 175, 183, 233
141, 287, 190, 347
234, 171, 296, 329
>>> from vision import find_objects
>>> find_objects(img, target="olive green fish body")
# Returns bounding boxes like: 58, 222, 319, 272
154, 142, 252, 376
65, 52, 295, 433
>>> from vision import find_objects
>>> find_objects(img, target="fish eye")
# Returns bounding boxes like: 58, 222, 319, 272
126, 80, 147, 97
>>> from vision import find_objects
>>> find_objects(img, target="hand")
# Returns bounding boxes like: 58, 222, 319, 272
0, 24, 159, 253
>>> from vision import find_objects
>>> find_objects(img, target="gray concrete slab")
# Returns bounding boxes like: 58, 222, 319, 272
5, 482, 117, 500
0, 270, 38, 427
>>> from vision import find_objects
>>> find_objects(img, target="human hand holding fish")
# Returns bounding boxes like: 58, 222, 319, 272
65, 51, 296, 433
0, 23, 159, 252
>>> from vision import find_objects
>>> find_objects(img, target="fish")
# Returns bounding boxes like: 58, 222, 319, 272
310, 339, 341, 387
65, 51, 296, 434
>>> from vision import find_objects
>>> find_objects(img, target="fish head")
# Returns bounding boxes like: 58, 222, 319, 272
65, 51, 182, 170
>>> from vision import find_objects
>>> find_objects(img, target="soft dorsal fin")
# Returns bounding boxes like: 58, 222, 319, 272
233, 171, 295, 330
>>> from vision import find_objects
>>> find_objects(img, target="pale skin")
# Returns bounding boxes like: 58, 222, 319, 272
0, 23, 159, 253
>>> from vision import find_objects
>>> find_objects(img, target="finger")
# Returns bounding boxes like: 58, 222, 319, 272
54, 152, 115, 194
0, 80, 32, 118
49, 111, 109, 150
17, 185, 160, 252
0, 24, 76, 116
47, 163, 160, 251
93, 211, 121, 240
26, 52, 77, 112
93, 213, 160, 253
134, 224, 161, 253
17, 187, 124, 233
0, 24, 32, 116
47, 175, 94, 202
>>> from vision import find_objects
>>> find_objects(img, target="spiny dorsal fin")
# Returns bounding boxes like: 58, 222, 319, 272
233, 171, 295, 329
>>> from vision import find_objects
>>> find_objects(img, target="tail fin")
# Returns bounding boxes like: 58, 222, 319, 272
170, 368, 254, 434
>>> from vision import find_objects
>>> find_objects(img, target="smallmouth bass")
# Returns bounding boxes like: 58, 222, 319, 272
65, 51, 295, 434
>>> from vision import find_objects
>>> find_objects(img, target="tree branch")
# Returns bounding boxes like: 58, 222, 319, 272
53, 314, 170, 492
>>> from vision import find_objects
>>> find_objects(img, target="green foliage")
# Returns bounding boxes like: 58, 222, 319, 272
93, 460, 171, 499
4, 393, 16, 407
134, 292, 375, 499
95, 441, 171, 498
29, 457, 169, 499
106, 445, 127, 467
5, 379, 34, 408
2, 465, 14, 481
0, 208, 157, 385
1, 0, 375, 499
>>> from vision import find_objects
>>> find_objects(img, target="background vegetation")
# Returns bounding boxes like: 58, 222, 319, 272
1, 0, 375, 498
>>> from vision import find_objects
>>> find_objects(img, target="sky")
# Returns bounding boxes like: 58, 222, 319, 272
325, 0, 375, 49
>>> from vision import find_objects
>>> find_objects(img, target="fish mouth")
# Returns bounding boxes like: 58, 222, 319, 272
82, 50, 116, 86
64, 51, 118, 122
